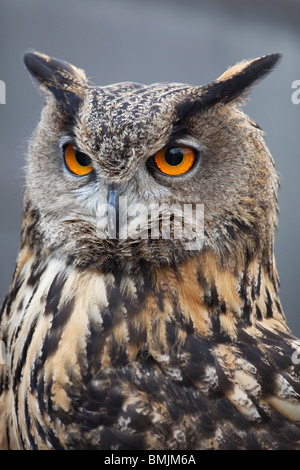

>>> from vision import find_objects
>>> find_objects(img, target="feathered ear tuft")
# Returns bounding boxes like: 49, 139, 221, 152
211, 53, 282, 104
23, 50, 88, 114
176, 53, 282, 120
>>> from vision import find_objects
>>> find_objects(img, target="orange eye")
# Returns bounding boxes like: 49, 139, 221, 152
64, 144, 93, 176
154, 146, 196, 176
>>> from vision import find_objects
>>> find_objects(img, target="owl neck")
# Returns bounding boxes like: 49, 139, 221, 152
149, 248, 289, 340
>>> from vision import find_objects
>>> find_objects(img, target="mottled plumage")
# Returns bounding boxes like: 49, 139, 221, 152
1, 51, 300, 449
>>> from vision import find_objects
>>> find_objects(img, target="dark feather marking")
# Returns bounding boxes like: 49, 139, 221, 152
251, 283, 256, 301
13, 389, 24, 449
231, 218, 252, 235
243, 301, 252, 325
197, 266, 220, 311
216, 396, 237, 420
179, 310, 194, 336
109, 338, 128, 368
36, 375, 46, 416
239, 272, 252, 324
244, 432, 262, 450
45, 376, 54, 420
6, 421, 12, 450
167, 122, 189, 144
199, 411, 216, 437
34, 418, 46, 443
210, 313, 221, 336
266, 289, 273, 318
107, 284, 123, 311
20, 208, 42, 251
13, 314, 38, 391
256, 323, 294, 342
257, 264, 262, 296
224, 223, 236, 240
85, 380, 110, 412
51, 296, 75, 331
211, 313, 232, 342
10, 284, 38, 354
182, 335, 216, 384
256, 305, 263, 321
41, 297, 75, 360
275, 299, 283, 315
24, 396, 37, 450
205, 283, 219, 310
237, 328, 258, 345
17, 297, 24, 312
49, 89, 81, 116
165, 320, 176, 348
45, 427, 65, 450
44, 273, 67, 316
27, 260, 47, 287
237, 340, 277, 398
2, 273, 24, 320
156, 288, 165, 312
30, 359, 39, 393
86, 324, 107, 378
196, 267, 209, 291
214, 358, 234, 394
126, 404, 152, 433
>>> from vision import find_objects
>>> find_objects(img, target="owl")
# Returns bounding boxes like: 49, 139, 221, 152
1, 50, 300, 451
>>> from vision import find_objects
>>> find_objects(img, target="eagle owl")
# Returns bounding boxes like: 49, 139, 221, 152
1, 51, 300, 450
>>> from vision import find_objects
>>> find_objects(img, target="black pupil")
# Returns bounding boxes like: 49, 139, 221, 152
165, 148, 184, 166
76, 150, 90, 167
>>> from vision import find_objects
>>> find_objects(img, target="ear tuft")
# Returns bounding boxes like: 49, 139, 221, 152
200, 53, 282, 109
175, 53, 282, 120
214, 53, 282, 103
23, 50, 88, 114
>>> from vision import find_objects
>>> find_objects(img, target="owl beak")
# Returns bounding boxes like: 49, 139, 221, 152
107, 185, 119, 239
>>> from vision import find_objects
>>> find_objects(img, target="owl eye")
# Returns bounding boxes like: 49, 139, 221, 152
63, 144, 93, 176
154, 146, 196, 176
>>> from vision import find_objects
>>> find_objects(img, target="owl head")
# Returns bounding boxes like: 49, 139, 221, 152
23, 51, 281, 272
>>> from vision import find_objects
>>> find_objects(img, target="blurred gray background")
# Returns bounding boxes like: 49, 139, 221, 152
1, 0, 300, 334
